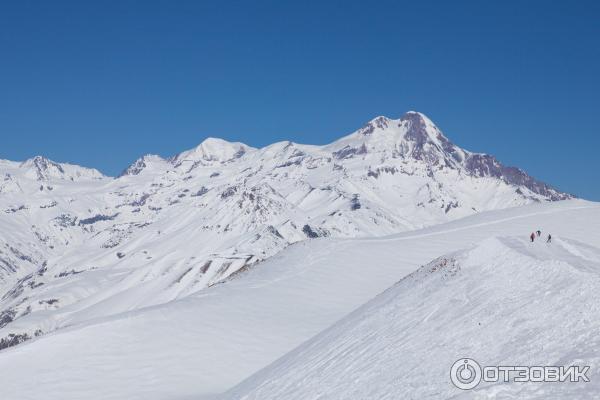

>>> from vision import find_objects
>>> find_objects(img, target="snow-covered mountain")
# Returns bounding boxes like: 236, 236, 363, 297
0, 200, 597, 400
0, 111, 571, 352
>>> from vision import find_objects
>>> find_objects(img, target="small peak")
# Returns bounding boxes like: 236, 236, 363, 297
358, 116, 391, 135
172, 137, 255, 167
30, 155, 48, 162
119, 154, 167, 177
21, 155, 50, 166
199, 137, 233, 147
400, 110, 429, 124
141, 154, 165, 162
400, 111, 445, 138
17, 156, 104, 181
259, 140, 300, 159
195, 137, 253, 159
371, 116, 391, 128
20, 156, 64, 173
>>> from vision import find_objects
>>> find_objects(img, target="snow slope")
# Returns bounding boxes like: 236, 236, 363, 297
0, 200, 597, 400
0, 112, 572, 352
225, 234, 600, 400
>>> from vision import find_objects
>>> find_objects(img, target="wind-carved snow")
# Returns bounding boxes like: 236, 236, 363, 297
0, 111, 572, 354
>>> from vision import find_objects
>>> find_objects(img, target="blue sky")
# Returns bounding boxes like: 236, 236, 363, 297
0, 1, 598, 199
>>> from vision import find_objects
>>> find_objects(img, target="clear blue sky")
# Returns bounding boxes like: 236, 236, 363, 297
1, 1, 598, 199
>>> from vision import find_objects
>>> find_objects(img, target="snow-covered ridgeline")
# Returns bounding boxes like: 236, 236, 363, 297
0, 111, 572, 352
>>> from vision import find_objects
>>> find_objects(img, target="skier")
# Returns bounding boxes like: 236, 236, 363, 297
536, 230, 541, 237
530, 232, 535, 243
547, 234, 552, 243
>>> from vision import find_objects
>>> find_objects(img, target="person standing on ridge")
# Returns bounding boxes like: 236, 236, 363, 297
530, 232, 536, 242
547, 234, 552, 243
537, 230, 541, 237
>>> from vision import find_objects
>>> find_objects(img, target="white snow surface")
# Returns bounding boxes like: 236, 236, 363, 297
0, 200, 598, 399
225, 231, 600, 400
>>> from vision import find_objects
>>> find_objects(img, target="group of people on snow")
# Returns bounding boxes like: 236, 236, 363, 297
530, 230, 551, 243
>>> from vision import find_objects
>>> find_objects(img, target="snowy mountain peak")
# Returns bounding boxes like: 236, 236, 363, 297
20, 156, 65, 178
357, 116, 391, 135
171, 137, 255, 169
399, 111, 446, 145
358, 111, 433, 137
328, 110, 461, 164
401, 110, 432, 122
325, 111, 570, 200
119, 154, 169, 177
18, 156, 105, 181
397, 111, 463, 164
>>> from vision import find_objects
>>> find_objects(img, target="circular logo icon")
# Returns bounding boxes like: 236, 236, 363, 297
450, 358, 482, 390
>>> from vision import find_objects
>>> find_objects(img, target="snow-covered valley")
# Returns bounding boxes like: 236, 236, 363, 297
0, 111, 594, 400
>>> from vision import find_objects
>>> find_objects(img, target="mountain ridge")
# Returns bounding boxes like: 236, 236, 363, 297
1, 111, 573, 202
0, 111, 573, 353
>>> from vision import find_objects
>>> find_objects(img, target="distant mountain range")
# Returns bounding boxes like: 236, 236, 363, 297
0, 111, 571, 351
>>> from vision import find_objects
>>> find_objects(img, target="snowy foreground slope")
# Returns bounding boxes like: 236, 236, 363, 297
0, 200, 597, 400
225, 233, 600, 400
0, 111, 571, 351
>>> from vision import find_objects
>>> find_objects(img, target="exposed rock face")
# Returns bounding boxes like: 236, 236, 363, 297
20, 156, 65, 181
464, 153, 568, 200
